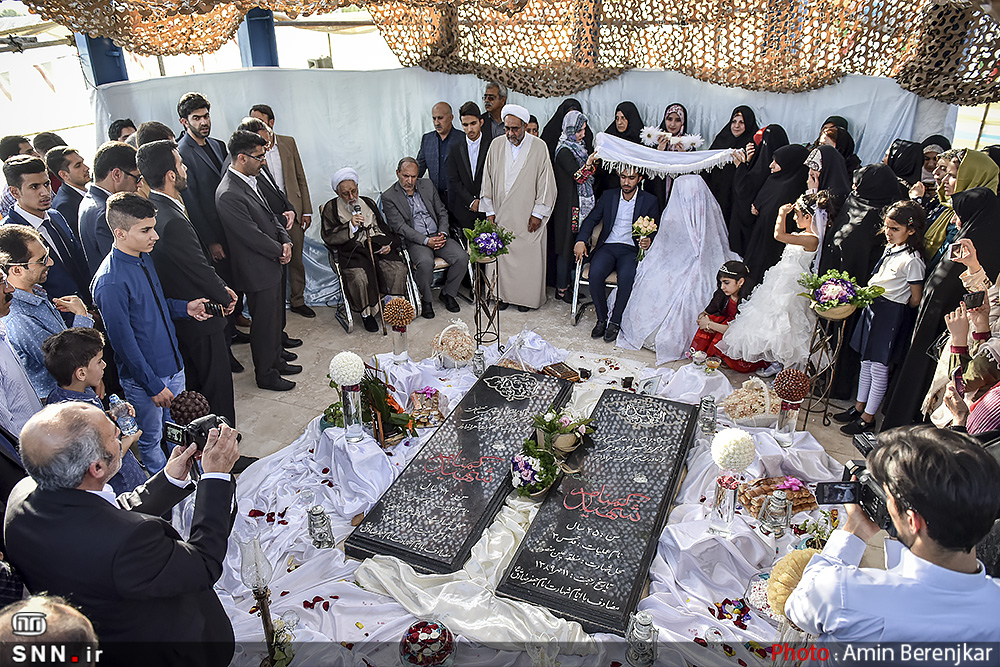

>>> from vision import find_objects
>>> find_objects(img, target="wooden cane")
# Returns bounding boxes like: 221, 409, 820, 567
366, 236, 388, 336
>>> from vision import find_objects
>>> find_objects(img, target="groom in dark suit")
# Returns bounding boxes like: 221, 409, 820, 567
216, 131, 294, 392
446, 101, 493, 233
574, 168, 659, 342
4, 402, 240, 667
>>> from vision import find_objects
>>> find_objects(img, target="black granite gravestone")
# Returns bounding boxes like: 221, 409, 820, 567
345, 366, 572, 574
495, 389, 697, 635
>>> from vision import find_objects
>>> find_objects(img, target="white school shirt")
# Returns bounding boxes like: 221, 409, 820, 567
785, 530, 1000, 642
870, 246, 925, 304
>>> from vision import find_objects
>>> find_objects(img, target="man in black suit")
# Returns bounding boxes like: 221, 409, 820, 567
139, 140, 239, 424
79, 141, 141, 275
45, 146, 92, 237
1, 155, 91, 306
574, 169, 659, 342
446, 101, 492, 233
216, 131, 295, 392
382, 157, 467, 320
5, 402, 240, 667
176, 93, 228, 264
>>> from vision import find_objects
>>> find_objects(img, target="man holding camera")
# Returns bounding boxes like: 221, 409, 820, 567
139, 140, 237, 426
5, 402, 240, 666
786, 426, 1000, 641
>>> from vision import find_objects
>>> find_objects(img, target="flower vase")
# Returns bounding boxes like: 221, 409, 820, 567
529, 474, 560, 499
391, 327, 408, 363
341, 384, 364, 443
551, 432, 581, 457
708, 471, 742, 537
775, 400, 803, 448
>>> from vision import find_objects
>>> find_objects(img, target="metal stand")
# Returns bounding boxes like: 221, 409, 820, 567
804, 315, 848, 427
473, 258, 501, 349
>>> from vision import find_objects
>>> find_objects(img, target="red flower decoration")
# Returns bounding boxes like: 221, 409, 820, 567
248, 509, 265, 518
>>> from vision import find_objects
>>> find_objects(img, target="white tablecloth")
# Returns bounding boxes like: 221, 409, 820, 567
212, 336, 844, 666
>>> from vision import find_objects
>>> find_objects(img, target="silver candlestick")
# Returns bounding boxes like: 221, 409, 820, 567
307, 505, 335, 549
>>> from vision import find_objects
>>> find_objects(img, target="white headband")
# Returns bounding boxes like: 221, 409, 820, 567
501, 104, 530, 124
331, 167, 359, 193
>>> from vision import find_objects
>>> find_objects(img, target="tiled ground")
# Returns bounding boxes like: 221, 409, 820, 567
232, 293, 885, 566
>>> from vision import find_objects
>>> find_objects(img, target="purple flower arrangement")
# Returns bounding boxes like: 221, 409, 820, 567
474, 232, 504, 257
510, 452, 542, 489
464, 219, 515, 263
798, 269, 884, 313
813, 278, 856, 306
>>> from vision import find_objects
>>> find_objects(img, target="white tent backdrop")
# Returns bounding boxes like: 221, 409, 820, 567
91, 67, 955, 305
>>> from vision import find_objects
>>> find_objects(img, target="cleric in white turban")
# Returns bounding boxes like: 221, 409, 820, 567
320, 167, 408, 332
480, 102, 557, 310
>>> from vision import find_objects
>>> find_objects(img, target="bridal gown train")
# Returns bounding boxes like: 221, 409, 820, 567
614, 175, 737, 364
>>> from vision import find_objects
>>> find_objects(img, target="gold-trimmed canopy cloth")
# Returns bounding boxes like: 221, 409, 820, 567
19, 0, 1000, 103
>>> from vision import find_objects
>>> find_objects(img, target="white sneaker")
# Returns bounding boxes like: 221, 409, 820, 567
757, 362, 783, 378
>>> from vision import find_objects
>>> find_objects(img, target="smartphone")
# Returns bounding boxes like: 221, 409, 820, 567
963, 291, 986, 310
815, 481, 861, 505
949, 242, 965, 261
953, 366, 966, 398
204, 302, 224, 318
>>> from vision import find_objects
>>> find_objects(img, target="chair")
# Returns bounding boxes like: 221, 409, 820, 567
570, 222, 616, 325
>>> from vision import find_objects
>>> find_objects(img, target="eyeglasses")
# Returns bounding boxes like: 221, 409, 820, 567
124, 171, 143, 184
242, 153, 267, 163
503, 125, 521, 133
8, 249, 50, 267
483, 94, 499, 101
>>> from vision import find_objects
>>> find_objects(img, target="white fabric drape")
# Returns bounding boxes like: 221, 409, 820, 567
593, 132, 736, 178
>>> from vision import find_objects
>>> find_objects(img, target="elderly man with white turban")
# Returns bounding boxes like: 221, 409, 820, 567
480, 103, 557, 311
320, 167, 409, 332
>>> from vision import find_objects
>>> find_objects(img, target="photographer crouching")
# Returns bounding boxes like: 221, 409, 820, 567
4, 401, 240, 666
785, 425, 1000, 641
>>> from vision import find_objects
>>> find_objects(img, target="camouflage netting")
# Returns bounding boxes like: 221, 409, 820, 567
20, 0, 1000, 103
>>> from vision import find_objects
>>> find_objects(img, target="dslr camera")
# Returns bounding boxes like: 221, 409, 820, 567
842, 459, 896, 537
164, 414, 241, 451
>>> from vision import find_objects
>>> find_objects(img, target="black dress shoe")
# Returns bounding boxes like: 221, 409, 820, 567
591, 320, 607, 338
517, 305, 530, 312
440, 293, 460, 313
282, 333, 303, 348
231, 330, 251, 345
840, 417, 876, 435
421, 301, 435, 319
229, 354, 244, 373
290, 304, 316, 318
604, 322, 620, 343
258, 377, 296, 391
281, 349, 298, 362
277, 362, 303, 375
363, 315, 380, 332
833, 406, 861, 424
498, 301, 509, 311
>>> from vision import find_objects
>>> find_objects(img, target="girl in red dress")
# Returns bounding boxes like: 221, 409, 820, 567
690, 261, 767, 373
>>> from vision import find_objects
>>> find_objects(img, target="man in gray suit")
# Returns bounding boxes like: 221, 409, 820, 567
381, 157, 467, 320
215, 131, 294, 392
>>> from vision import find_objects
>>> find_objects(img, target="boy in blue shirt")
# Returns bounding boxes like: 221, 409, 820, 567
42, 326, 147, 493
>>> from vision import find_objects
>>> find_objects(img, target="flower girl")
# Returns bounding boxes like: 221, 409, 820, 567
718, 191, 834, 373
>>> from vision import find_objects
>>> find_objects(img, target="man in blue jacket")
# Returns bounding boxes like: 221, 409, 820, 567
91, 192, 213, 473
417, 102, 460, 210
574, 168, 659, 343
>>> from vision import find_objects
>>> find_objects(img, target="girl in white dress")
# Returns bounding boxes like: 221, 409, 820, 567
718, 191, 833, 372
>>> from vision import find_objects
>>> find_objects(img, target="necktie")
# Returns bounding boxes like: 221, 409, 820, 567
41, 217, 72, 264
139, 257, 182, 369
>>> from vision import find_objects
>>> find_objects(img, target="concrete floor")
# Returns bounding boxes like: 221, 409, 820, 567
232, 292, 886, 566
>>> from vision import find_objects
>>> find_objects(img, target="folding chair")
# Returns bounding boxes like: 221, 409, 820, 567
570, 222, 616, 325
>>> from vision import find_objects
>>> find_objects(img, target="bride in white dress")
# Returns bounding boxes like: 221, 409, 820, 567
615, 175, 737, 364
717, 191, 831, 369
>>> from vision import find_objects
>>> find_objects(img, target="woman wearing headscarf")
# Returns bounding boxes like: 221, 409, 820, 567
706, 106, 759, 229
920, 134, 951, 185
806, 144, 851, 210
552, 110, 597, 301
883, 139, 924, 186
922, 148, 999, 269
741, 144, 810, 289
882, 186, 1000, 428
541, 98, 593, 159
604, 101, 644, 143
818, 125, 862, 173
644, 103, 693, 208
729, 124, 789, 255
809, 115, 850, 149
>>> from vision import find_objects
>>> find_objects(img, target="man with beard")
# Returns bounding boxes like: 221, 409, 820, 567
78, 141, 141, 274
139, 140, 238, 424
215, 131, 294, 392
785, 426, 1000, 641
91, 193, 213, 473
176, 93, 228, 264
2, 155, 91, 305
0, 225, 95, 398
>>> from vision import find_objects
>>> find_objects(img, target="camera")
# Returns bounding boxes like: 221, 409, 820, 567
164, 414, 240, 451
843, 459, 896, 537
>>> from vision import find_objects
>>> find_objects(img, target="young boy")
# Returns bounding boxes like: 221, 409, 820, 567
42, 327, 148, 493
